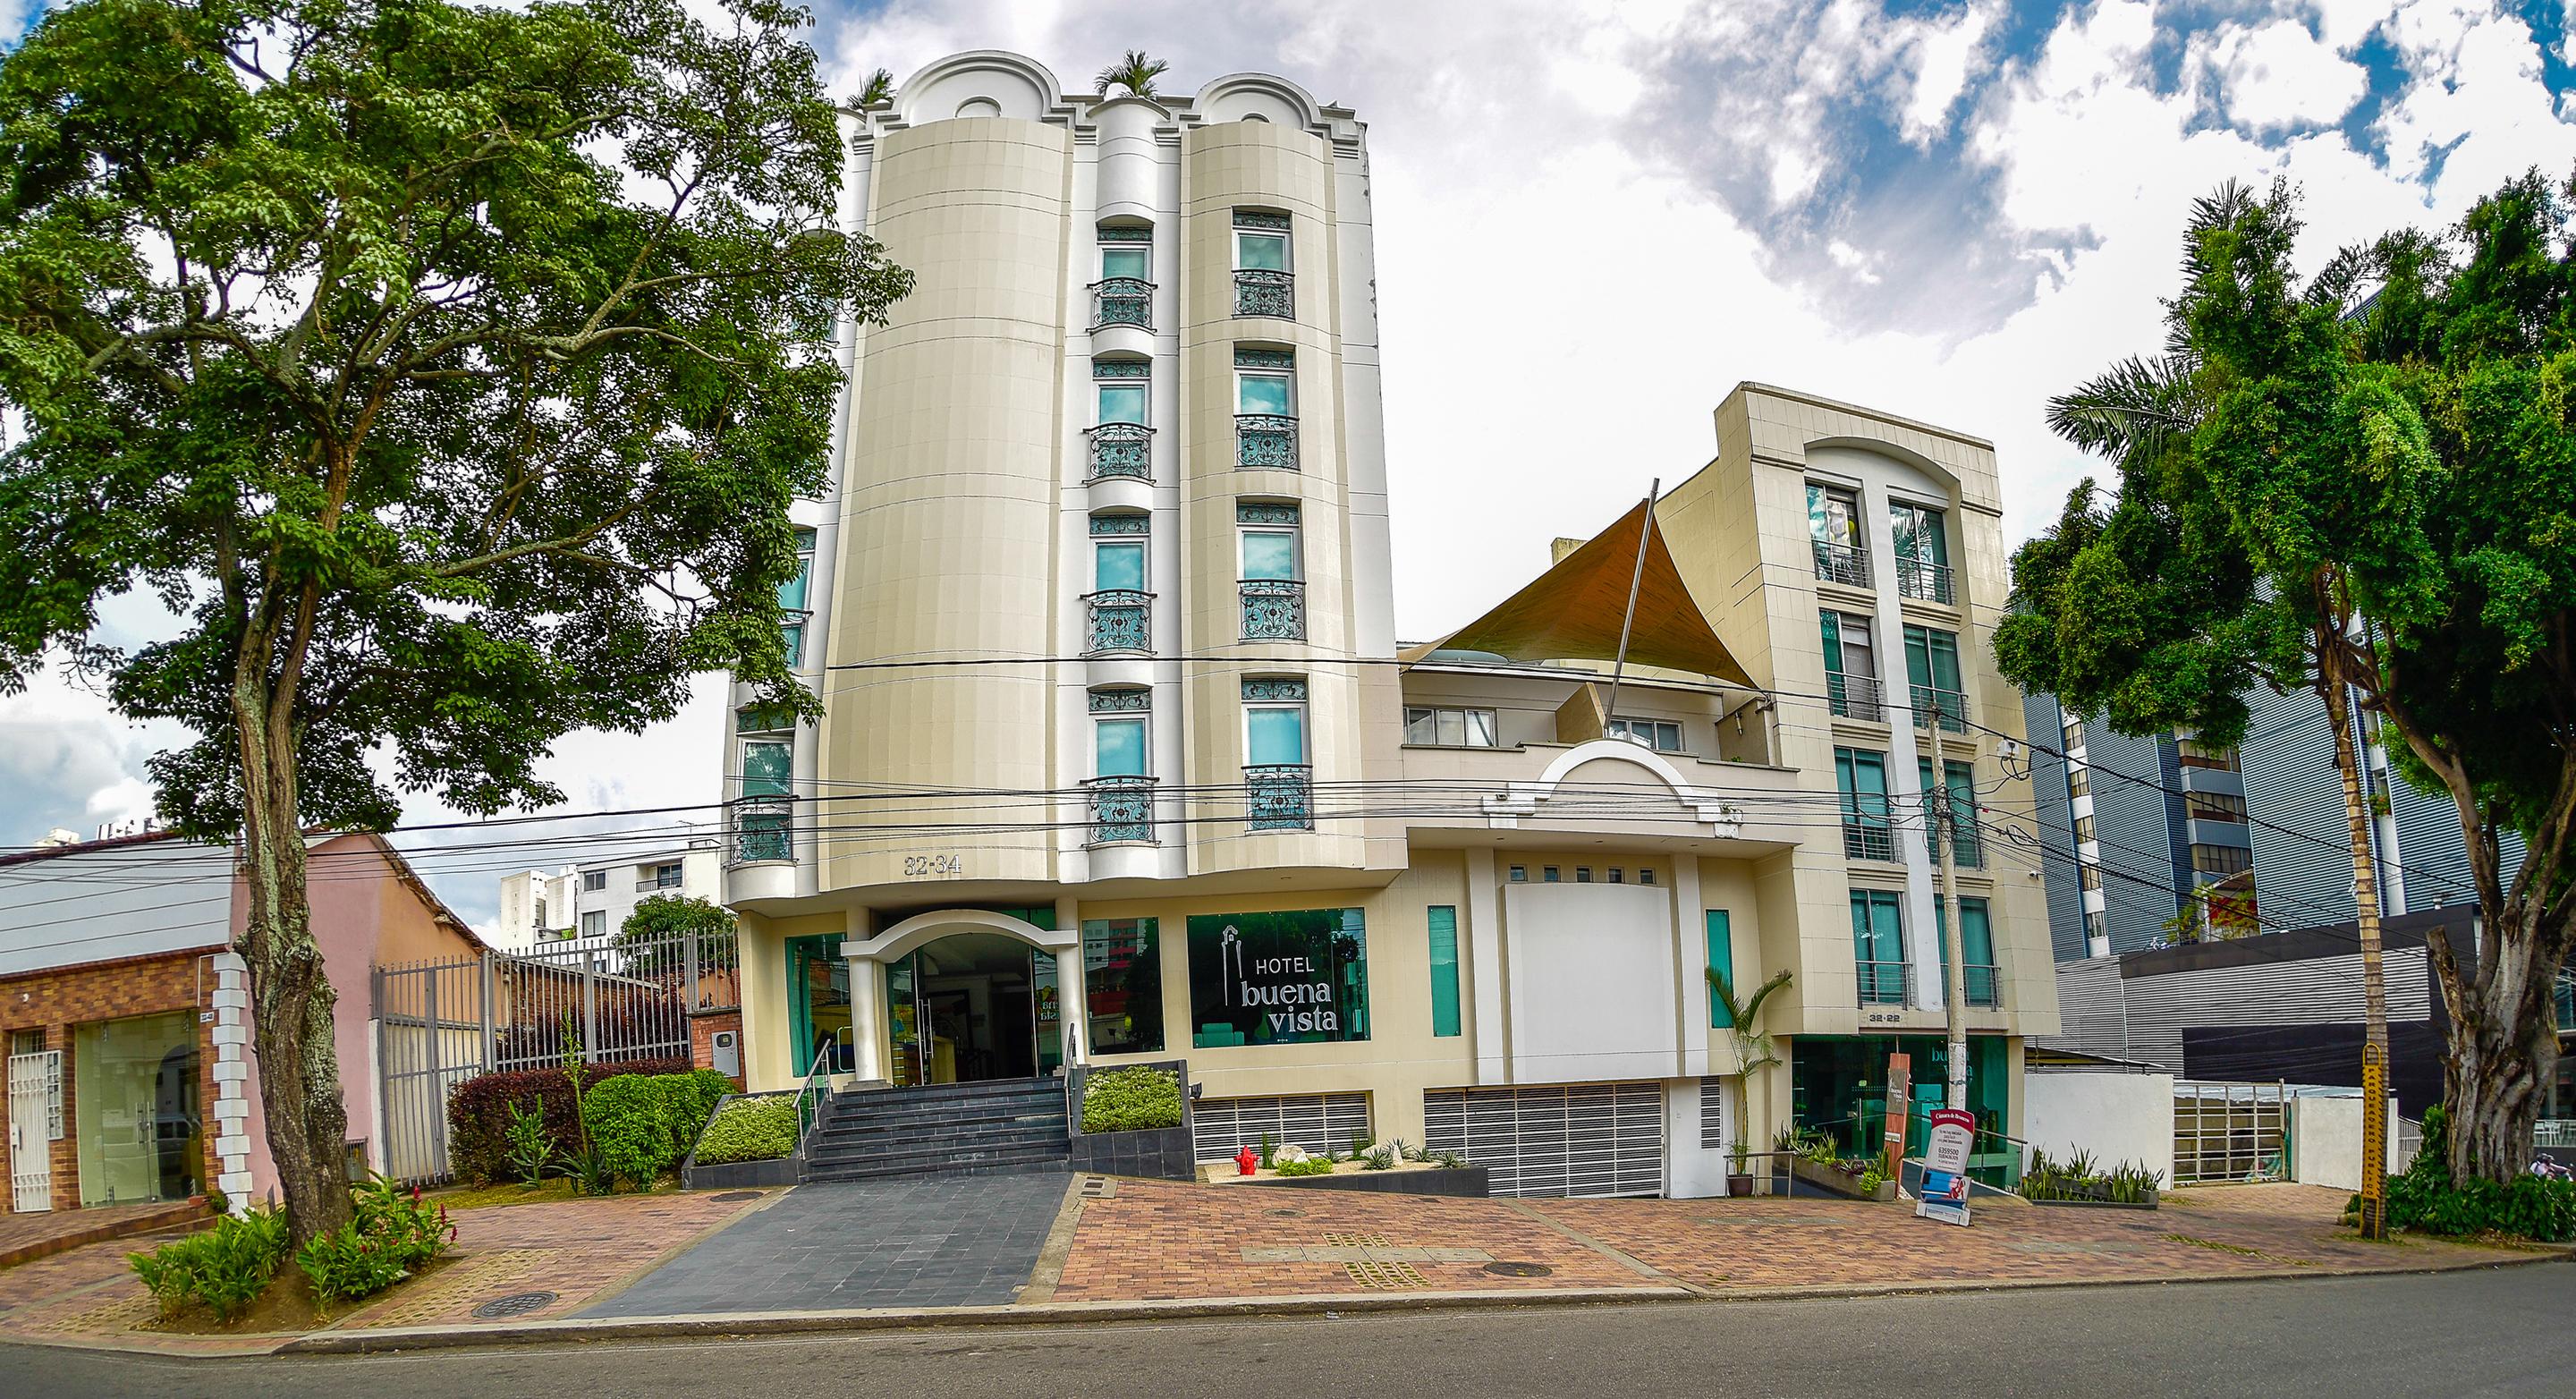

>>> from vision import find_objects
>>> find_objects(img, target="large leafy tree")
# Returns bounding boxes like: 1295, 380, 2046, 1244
0, 0, 908, 1243
614, 892, 736, 980
1998, 174, 2575, 1191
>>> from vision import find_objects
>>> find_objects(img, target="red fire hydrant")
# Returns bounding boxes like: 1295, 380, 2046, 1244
1236, 1145, 1259, 1176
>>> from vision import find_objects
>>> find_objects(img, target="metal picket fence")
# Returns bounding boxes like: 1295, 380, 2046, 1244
373, 928, 741, 1184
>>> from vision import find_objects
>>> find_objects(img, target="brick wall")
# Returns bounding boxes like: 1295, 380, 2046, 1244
690, 1010, 746, 1090
2, 948, 227, 1213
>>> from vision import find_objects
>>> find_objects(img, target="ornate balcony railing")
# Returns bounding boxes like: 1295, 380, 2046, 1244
1085, 776, 1157, 845
1233, 268, 1293, 318
1856, 960, 1912, 1006
728, 797, 792, 865
1826, 671, 1884, 722
1962, 963, 2001, 1008
1911, 684, 1969, 733
1089, 276, 1154, 331
1085, 422, 1153, 481
1236, 413, 1298, 470
1813, 539, 1870, 588
1843, 819, 1895, 862
1245, 763, 1314, 832
1240, 579, 1306, 640
1083, 589, 1153, 654
1895, 555, 1955, 605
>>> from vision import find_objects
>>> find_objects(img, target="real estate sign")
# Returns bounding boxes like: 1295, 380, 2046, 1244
1187, 909, 1369, 1048
1916, 1106, 1975, 1227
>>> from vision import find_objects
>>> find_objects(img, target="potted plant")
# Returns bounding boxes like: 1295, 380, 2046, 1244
1708, 966, 1789, 1196
1726, 1136, 1755, 1198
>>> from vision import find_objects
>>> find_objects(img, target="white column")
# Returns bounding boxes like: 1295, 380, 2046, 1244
1055, 895, 1086, 1066
1672, 857, 1710, 1079
208, 951, 255, 1210
1465, 849, 1507, 1085
842, 947, 886, 1083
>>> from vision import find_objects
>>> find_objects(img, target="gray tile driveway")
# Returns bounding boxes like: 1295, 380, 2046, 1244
581, 1174, 1073, 1316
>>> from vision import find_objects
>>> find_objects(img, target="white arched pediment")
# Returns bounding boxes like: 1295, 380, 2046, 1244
897, 50, 1064, 126
842, 907, 1075, 963
1481, 739, 1744, 836
1192, 72, 1325, 132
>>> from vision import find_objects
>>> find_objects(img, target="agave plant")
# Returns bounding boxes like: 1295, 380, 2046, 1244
1096, 49, 1169, 99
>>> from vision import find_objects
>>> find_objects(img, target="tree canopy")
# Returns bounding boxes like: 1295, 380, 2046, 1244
1997, 173, 2576, 1181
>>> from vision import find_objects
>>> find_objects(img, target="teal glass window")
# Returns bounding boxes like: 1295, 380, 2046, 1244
1101, 245, 1149, 281
1241, 529, 1297, 581
1235, 229, 1289, 272
1082, 918, 1165, 1055
1851, 890, 1906, 1003
741, 739, 792, 798
780, 621, 804, 667
1807, 482, 1860, 547
1097, 380, 1147, 425
1237, 370, 1292, 417
1094, 539, 1146, 592
1918, 757, 1981, 866
1705, 911, 1736, 1028
1428, 906, 1462, 1038
777, 527, 814, 612
1096, 716, 1147, 777
1891, 502, 1949, 565
1246, 705, 1306, 765
1902, 623, 1963, 692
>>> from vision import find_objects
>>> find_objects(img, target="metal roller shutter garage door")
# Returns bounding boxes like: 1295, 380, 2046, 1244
1423, 1082, 1665, 1198
1191, 1092, 1374, 1162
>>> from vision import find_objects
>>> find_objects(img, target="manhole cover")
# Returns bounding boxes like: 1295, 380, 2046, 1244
711, 1191, 761, 1202
472, 1291, 559, 1319
1267, 1208, 1305, 1218
1483, 1261, 1554, 1278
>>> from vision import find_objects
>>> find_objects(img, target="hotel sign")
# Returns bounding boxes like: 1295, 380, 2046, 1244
1187, 909, 1370, 1047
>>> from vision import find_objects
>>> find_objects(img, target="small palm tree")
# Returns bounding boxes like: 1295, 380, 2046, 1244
859, 68, 894, 107
1096, 50, 1169, 100
1707, 967, 1792, 1075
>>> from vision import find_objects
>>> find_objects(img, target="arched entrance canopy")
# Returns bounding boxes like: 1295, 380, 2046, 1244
842, 907, 1075, 963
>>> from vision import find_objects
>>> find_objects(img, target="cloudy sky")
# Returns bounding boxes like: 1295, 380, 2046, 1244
5, 0, 2574, 931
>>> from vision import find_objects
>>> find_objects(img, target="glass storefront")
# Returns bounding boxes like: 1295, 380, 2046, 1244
73, 1012, 200, 1207
1186, 908, 1368, 1048
1789, 1033, 2012, 1183
784, 935, 853, 1075
1082, 918, 1165, 1055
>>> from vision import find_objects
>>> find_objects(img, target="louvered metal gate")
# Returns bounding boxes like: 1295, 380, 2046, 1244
1190, 1092, 1373, 1162
9, 1051, 63, 1212
2174, 1081, 2287, 1183
1425, 1082, 1665, 1198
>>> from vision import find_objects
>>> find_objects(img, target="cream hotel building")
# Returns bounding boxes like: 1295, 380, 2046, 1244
721, 51, 2059, 1197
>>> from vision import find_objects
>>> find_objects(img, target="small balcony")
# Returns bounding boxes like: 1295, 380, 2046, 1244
1894, 555, 1954, 606
1813, 539, 1869, 589
1089, 276, 1154, 331
1236, 413, 1298, 470
1083, 589, 1153, 654
1240, 579, 1306, 640
633, 876, 683, 893
1233, 268, 1293, 318
1826, 671, 1884, 722
1843, 819, 1895, 862
727, 797, 792, 866
1245, 763, 1314, 832
1085, 422, 1153, 481
1857, 960, 1913, 1006
1963, 963, 2001, 1008
1911, 684, 1969, 733
1085, 776, 1157, 845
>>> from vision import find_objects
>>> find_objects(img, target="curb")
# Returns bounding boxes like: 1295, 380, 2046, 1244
0, 1200, 208, 1270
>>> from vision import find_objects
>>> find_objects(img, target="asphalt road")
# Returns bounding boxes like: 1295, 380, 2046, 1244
13, 1262, 2572, 1399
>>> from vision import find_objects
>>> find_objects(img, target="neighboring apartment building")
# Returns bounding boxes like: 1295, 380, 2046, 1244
495, 840, 722, 954
709, 51, 2054, 1198
2, 831, 484, 1217
2024, 688, 2530, 960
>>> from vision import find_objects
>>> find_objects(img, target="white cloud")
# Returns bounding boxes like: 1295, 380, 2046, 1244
2199, 18, 2368, 132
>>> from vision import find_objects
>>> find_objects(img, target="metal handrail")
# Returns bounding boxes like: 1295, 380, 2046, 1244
793, 1035, 836, 1147
1233, 267, 1293, 318
1855, 959, 1912, 1005
1084, 421, 1154, 481
1826, 671, 1884, 722
1234, 412, 1299, 470
1894, 554, 1954, 605
1842, 819, 1895, 862
1083, 774, 1157, 845
1089, 276, 1155, 330
1911, 684, 1968, 733
1082, 589, 1154, 654
1239, 578, 1306, 640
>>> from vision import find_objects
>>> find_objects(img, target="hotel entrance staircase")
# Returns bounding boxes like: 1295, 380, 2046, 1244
803, 1077, 1072, 1183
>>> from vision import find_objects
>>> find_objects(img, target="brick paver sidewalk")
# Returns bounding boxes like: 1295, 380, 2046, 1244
1054, 1181, 2546, 1302
0, 1187, 772, 1352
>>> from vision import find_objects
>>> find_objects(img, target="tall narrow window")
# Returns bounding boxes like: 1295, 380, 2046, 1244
1427, 906, 1462, 1038
1890, 501, 1953, 603
1918, 758, 1982, 867
1234, 347, 1297, 469
1936, 896, 1999, 1007
779, 527, 815, 666
736, 714, 793, 863
1243, 677, 1311, 831
1088, 359, 1152, 480
1085, 514, 1150, 654
1096, 360, 1148, 426
1821, 610, 1880, 719
1835, 747, 1893, 861
1851, 890, 1907, 1005
1705, 911, 1736, 1028
1808, 482, 1867, 586
1087, 688, 1153, 844
1902, 623, 1965, 732
1233, 209, 1292, 318
1238, 501, 1303, 640
1092, 225, 1153, 329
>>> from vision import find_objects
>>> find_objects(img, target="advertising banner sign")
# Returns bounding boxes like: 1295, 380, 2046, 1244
1186, 909, 1369, 1047
1917, 1106, 1975, 1227
1881, 1052, 1911, 1180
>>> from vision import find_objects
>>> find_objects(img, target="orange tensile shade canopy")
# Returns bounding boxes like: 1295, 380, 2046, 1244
1401, 498, 1753, 687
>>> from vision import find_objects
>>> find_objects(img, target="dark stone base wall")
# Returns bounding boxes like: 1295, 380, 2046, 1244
1069, 1125, 1195, 1180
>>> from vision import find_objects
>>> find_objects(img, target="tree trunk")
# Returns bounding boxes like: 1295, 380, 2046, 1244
2322, 674, 2393, 1237
232, 648, 353, 1249
2428, 900, 2557, 1183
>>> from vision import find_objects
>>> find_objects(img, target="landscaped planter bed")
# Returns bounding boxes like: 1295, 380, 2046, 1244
2026, 1188, 2160, 1210
680, 1091, 805, 1190
1067, 1060, 1197, 1182
1230, 1163, 1490, 1197
1788, 1157, 1898, 1202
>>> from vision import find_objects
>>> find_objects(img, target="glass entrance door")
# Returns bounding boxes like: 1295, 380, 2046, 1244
72, 1012, 199, 1207
891, 933, 1055, 1084
784, 937, 852, 1075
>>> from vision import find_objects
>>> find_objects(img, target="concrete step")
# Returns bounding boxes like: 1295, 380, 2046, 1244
804, 1142, 1074, 1183
808, 1129, 1072, 1170
815, 1101, 1068, 1139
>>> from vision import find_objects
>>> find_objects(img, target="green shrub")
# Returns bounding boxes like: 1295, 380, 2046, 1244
445, 1056, 691, 1184
296, 1174, 456, 1305
1273, 1155, 1335, 1176
129, 1205, 291, 1321
1080, 1066, 1183, 1134
2019, 1149, 2163, 1204
672, 1069, 736, 1156
504, 1099, 555, 1186
693, 1095, 801, 1166
584, 1073, 681, 1187
2377, 1106, 2576, 1242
